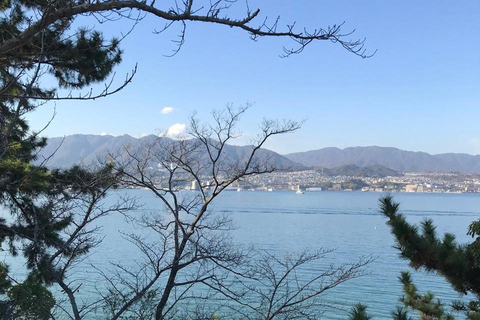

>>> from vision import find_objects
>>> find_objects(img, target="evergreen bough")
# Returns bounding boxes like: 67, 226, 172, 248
380, 195, 480, 320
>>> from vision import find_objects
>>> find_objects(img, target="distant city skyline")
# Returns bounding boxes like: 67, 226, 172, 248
26, 1, 480, 155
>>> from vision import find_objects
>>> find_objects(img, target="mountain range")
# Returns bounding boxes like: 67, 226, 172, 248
284, 147, 480, 174
37, 134, 303, 170
36, 134, 480, 174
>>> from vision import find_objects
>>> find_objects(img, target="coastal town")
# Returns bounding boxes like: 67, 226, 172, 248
203, 170, 480, 193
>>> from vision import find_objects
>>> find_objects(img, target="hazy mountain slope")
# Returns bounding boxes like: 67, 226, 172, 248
37, 134, 304, 170
434, 153, 480, 173
320, 164, 401, 178
37, 134, 116, 168
39, 137, 480, 174
285, 146, 480, 173
222, 144, 303, 170
80, 134, 143, 166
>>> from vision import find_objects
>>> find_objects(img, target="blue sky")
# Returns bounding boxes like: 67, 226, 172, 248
27, 1, 480, 155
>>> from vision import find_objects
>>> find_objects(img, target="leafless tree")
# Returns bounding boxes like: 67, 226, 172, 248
1, 0, 372, 63
1, 1, 375, 317
45, 171, 137, 320
99, 105, 299, 319
0, 0, 372, 208
238, 250, 372, 320
0, 0, 374, 201
62, 105, 372, 320
1, 0, 373, 109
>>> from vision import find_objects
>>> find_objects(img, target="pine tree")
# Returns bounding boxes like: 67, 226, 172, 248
381, 195, 480, 320
349, 303, 372, 320
392, 306, 413, 320
0, 0, 126, 313
1, 1, 371, 317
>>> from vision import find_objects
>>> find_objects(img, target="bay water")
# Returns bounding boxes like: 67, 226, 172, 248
207, 190, 476, 319
3, 190, 478, 319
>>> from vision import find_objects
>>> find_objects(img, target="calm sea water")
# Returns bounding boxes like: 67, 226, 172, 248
3, 190, 478, 319
207, 191, 476, 319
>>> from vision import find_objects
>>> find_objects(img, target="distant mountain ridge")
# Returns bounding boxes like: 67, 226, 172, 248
37, 134, 305, 170
38, 136, 480, 174
285, 146, 480, 174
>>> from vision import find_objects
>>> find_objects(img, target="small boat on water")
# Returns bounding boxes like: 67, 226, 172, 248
295, 184, 305, 194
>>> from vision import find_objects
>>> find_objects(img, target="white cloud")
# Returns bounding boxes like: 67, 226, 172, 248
161, 107, 174, 114
100, 132, 108, 136
166, 123, 186, 137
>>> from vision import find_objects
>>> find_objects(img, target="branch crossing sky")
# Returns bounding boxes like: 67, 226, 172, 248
28, 1, 480, 155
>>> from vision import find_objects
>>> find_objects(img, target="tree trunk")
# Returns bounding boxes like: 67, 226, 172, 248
155, 267, 179, 320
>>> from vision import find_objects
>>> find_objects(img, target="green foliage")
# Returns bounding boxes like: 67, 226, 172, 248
6, 275, 55, 320
391, 306, 412, 320
0, 0, 122, 91
380, 195, 480, 320
0, 0, 125, 315
0, 0, 371, 317
381, 195, 480, 296
341, 179, 366, 190
0, 162, 120, 316
0, 118, 49, 196
349, 303, 372, 320
399, 271, 452, 320
0, 263, 12, 294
